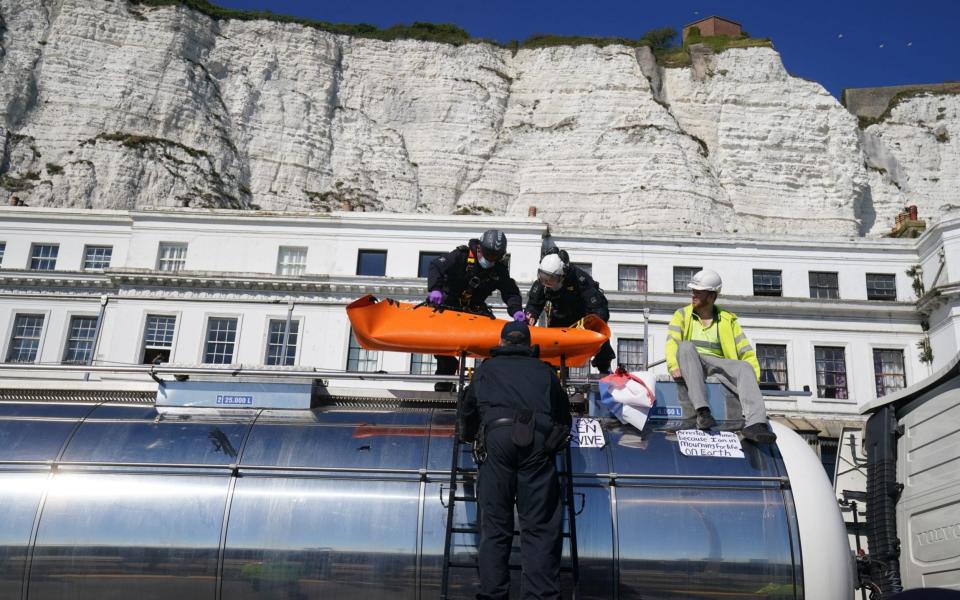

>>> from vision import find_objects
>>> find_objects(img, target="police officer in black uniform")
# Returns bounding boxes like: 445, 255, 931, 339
427, 229, 524, 391
460, 321, 570, 600
525, 250, 616, 374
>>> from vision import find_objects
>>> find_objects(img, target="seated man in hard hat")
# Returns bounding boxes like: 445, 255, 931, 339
427, 229, 525, 392
525, 250, 615, 374
664, 269, 777, 444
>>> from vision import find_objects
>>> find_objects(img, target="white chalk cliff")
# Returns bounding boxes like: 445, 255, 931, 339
1, 0, 957, 236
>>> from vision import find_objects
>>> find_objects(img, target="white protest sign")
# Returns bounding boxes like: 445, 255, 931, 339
676, 429, 744, 459
571, 417, 605, 448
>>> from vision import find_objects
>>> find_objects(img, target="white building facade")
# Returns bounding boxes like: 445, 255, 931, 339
1, 206, 957, 466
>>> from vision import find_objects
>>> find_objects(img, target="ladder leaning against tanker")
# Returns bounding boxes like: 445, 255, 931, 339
439, 351, 581, 600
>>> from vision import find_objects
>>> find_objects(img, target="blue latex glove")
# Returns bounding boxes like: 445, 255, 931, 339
513, 311, 526, 322
427, 290, 445, 305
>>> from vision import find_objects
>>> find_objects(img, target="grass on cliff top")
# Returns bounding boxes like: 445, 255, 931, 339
132, 0, 681, 51
133, 0, 475, 44
656, 33, 773, 67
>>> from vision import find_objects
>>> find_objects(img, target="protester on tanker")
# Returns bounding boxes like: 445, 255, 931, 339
664, 269, 777, 443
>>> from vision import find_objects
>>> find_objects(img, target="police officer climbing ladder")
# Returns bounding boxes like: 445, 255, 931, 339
427, 229, 524, 392
441, 321, 579, 600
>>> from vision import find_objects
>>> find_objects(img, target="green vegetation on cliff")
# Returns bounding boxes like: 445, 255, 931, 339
132, 0, 473, 45
656, 27, 773, 67
856, 84, 960, 129
132, 0, 766, 66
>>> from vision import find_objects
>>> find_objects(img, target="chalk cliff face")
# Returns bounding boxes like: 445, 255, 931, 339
860, 94, 960, 230
1, 0, 956, 236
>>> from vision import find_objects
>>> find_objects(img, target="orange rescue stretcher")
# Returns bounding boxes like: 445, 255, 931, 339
346, 294, 610, 367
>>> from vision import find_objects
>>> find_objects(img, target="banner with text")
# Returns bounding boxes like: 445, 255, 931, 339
571, 417, 606, 448
676, 429, 744, 459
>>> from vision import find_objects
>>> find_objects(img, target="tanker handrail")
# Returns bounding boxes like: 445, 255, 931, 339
0, 363, 814, 396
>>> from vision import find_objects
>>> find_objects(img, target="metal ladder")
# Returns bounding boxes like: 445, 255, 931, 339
439, 353, 581, 599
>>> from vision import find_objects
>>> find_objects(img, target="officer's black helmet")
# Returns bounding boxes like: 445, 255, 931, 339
479, 229, 507, 262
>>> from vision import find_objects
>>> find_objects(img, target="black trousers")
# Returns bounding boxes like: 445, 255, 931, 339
476, 427, 562, 600
435, 355, 459, 376
591, 339, 616, 372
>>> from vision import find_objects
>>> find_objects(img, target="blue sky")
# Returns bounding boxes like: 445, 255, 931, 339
217, 0, 958, 99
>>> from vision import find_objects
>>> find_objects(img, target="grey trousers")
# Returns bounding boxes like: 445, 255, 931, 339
676, 340, 768, 427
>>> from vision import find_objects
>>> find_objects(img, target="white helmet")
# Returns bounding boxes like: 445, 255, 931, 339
687, 269, 722, 293
538, 254, 565, 290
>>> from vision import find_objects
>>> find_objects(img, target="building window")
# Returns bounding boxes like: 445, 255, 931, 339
62, 315, 98, 365
357, 250, 387, 276
30, 244, 59, 270
157, 243, 188, 272
815, 346, 848, 399
142, 315, 176, 364
572, 263, 592, 276
757, 344, 788, 391
873, 349, 906, 397
276, 246, 307, 276
0, 242, 5, 267
618, 265, 647, 292
617, 338, 645, 371
6, 314, 45, 363
418, 252, 444, 278
673, 266, 702, 293
204, 317, 238, 364
83, 245, 113, 270
753, 270, 783, 297
410, 353, 437, 375
347, 328, 379, 372
809, 271, 840, 299
866, 273, 897, 301
265, 319, 299, 366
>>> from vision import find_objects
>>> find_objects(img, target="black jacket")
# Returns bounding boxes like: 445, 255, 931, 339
460, 345, 570, 442
525, 265, 610, 326
427, 240, 522, 315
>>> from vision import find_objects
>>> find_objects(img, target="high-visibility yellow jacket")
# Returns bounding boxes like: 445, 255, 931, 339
664, 305, 760, 380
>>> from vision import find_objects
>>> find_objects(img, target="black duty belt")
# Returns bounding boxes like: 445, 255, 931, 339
486, 416, 553, 435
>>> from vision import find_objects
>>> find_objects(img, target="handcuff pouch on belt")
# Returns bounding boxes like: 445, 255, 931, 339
511, 410, 535, 448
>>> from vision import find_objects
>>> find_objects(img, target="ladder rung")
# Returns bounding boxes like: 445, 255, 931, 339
447, 560, 577, 574
450, 528, 572, 538
451, 527, 479, 534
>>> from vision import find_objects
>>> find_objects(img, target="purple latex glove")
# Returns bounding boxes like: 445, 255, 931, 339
427, 290, 445, 305
513, 311, 526, 322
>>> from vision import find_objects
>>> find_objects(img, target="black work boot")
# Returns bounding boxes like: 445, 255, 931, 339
434, 381, 455, 393
742, 422, 777, 444
696, 407, 716, 430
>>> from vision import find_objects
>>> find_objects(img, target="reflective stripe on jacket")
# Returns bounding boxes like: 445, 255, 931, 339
664, 305, 760, 379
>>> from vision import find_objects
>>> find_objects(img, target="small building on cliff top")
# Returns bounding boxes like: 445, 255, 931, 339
682, 16, 742, 41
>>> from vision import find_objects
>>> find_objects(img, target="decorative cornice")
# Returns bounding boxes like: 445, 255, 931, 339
606, 291, 920, 321
0, 269, 928, 322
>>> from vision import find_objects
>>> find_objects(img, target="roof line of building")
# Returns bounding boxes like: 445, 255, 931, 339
683, 15, 742, 28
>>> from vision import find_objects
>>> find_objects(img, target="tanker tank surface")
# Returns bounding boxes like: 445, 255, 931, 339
0, 379, 852, 599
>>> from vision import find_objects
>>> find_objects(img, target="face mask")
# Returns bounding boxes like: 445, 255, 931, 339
539, 270, 563, 291
478, 255, 494, 269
